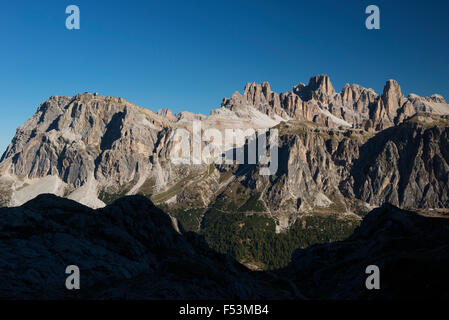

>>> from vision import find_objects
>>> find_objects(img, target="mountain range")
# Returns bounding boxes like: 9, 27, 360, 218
1, 74, 449, 270
1, 75, 448, 209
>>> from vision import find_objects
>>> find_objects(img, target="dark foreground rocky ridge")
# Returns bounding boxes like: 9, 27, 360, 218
288, 204, 449, 299
0, 194, 298, 299
0, 195, 448, 300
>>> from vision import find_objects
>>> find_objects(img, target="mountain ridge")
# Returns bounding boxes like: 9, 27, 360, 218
0, 193, 299, 299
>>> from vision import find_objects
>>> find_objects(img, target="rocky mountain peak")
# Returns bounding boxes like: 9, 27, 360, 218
308, 74, 335, 96
243, 81, 275, 106
157, 108, 174, 116
261, 81, 272, 96
157, 108, 177, 122
340, 83, 376, 105
383, 79, 401, 93
381, 79, 403, 111
293, 74, 335, 103
368, 79, 406, 128
429, 94, 446, 104
221, 75, 449, 131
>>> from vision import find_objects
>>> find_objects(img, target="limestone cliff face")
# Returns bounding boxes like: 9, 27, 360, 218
1, 94, 167, 185
352, 114, 449, 208
0, 93, 199, 208
221, 114, 449, 227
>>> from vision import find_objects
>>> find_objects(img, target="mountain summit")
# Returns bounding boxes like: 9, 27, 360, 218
222, 75, 449, 130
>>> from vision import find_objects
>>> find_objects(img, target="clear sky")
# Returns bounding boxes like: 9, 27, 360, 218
1, 0, 448, 154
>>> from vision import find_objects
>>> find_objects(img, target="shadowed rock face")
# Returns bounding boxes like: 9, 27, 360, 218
214, 114, 449, 224
0, 195, 447, 300
0, 194, 299, 300
287, 204, 449, 300
351, 117, 449, 207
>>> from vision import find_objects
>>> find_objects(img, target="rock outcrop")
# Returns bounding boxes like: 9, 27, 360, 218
288, 204, 449, 299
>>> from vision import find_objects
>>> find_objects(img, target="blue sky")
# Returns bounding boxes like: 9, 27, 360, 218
1, 0, 448, 154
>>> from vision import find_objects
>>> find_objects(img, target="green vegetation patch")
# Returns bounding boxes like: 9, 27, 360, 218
201, 209, 358, 270
238, 193, 266, 212
168, 207, 207, 233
